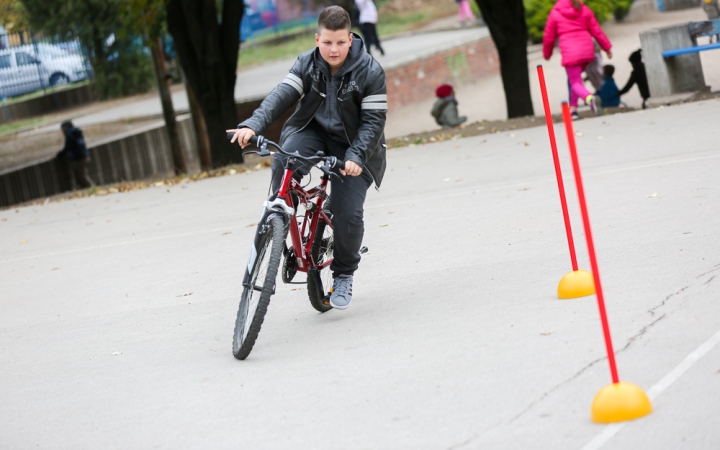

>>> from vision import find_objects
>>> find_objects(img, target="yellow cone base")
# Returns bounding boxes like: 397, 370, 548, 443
591, 382, 653, 423
557, 270, 596, 299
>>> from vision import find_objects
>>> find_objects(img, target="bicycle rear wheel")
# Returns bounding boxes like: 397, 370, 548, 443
233, 215, 285, 360
307, 218, 334, 313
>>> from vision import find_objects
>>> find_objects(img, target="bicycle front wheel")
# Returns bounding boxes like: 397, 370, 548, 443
233, 215, 285, 360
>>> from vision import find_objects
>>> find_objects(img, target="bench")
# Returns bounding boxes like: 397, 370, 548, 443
640, 22, 714, 100
662, 19, 720, 57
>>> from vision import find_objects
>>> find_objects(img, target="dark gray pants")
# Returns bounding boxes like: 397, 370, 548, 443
271, 122, 373, 276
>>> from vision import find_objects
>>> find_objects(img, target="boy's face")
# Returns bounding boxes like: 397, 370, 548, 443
315, 27, 352, 72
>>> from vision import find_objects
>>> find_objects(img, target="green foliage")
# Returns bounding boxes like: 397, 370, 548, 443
612, 0, 634, 20
0, 0, 27, 30
18, 0, 154, 99
524, 0, 622, 43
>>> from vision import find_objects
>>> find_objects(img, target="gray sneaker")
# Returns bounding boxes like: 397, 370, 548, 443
330, 274, 353, 310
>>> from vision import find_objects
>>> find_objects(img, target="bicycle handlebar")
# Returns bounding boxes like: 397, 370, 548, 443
226, 132, 345, 171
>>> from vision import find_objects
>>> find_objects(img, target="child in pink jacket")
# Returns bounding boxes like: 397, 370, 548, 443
543, 0, 612, 119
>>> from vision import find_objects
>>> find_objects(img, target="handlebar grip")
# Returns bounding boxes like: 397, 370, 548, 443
336, 159, 345, 170
226, 132, 261, 147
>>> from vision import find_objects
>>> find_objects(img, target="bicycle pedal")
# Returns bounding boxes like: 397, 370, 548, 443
359, 246, 369, 255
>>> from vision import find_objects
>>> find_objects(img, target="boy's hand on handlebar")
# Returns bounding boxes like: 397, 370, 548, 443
226, 128, 256, 148
340, 160, 362, 177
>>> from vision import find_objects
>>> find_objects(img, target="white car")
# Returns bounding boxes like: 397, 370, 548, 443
0, 43, 91, 98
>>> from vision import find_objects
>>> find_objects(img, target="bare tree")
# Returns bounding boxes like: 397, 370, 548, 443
166, 0, 243, 167
474, 0, 534, 118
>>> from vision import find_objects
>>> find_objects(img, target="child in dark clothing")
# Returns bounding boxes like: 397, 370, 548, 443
595, 64, 620, 108
431, 84, 467, 128
618, 49, 650, 109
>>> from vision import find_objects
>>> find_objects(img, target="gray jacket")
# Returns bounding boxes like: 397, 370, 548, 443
431, 97, 467, 128
238, 34, 388, 187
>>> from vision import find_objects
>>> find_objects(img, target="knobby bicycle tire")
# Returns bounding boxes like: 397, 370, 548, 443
233, 215, 285, 360
307, 219, 334, 313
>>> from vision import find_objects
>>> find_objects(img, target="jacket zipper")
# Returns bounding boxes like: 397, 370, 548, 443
286, 81, 326, 141
337, 75, 353, 146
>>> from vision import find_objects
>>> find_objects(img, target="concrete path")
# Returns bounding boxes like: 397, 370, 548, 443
29, 27, 486, 135
2, 99, 719, 448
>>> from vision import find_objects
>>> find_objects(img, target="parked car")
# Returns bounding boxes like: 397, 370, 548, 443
0, 43, 91, 98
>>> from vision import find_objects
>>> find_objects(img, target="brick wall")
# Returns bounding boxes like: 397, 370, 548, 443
384, 37, 499, 110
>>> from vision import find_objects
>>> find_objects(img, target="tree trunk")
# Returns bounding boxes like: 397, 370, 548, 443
474, 0, 534, 118
150, 37, 187, 175
184, 71, 212, 171
166, 0, 243, 168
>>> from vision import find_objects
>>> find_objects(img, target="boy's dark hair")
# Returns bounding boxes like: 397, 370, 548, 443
318, 6, 351, 33
603, 64, 615, 78
61, 119, 73, 130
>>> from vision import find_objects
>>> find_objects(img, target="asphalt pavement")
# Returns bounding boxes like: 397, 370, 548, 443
2, 98, 719, 448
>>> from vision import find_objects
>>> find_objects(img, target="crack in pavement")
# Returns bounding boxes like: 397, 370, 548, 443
508, 263, 720, 425
648, 263, 720, 317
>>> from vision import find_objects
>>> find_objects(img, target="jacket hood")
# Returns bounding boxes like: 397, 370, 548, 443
554, 0, 583, 19
314, 32, 368, 78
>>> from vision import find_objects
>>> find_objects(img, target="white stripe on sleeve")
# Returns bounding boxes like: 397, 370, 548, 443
361, 102, 388, 110
362, 94, 387, 103
282, 73, 303, 95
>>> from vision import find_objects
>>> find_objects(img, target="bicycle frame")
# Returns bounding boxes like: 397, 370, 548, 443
277, 160, 334, 274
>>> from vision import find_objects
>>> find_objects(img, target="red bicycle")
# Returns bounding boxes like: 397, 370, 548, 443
229, 134, 344, 360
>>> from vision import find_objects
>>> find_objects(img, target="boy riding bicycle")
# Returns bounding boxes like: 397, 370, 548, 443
228, 6, 388, 310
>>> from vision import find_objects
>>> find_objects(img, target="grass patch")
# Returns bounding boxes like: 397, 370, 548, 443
237, 2, 457, 69
0, 116, 46, 135
3, 80, 90, 105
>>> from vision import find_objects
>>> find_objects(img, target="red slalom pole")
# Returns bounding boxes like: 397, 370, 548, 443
536, 65, 579, 272
560, 102, 619, 384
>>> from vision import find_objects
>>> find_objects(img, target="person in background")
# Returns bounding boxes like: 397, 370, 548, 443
595, 65, 620, 108
584, 42, 604, 91
618, 49, 650, 109
456, 0, 476, 25
56, 120, 94, 189
355, 0, 384, 56
431, 84, 467, 128
543, 0, 612, 120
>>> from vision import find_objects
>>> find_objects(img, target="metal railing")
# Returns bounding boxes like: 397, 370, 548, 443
0, 29, 93, 107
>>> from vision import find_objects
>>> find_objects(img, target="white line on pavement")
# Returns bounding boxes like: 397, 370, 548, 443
580, 328, 720, 450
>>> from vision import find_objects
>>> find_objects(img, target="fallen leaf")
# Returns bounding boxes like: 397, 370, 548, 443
576, 132, 584, 137
647, 192, 658, 198
524, 142, 530, 146
540, 332, 553, 336
1, 218, 6, 221
177, 292, 193, 297
379, 224, 389, 227
222, 231, 232, 235
291, 287, 304, 291
246, 223, 257, 228
51, 267, 60, 271
19, 239, 27, 245
112, 352, 122, 355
